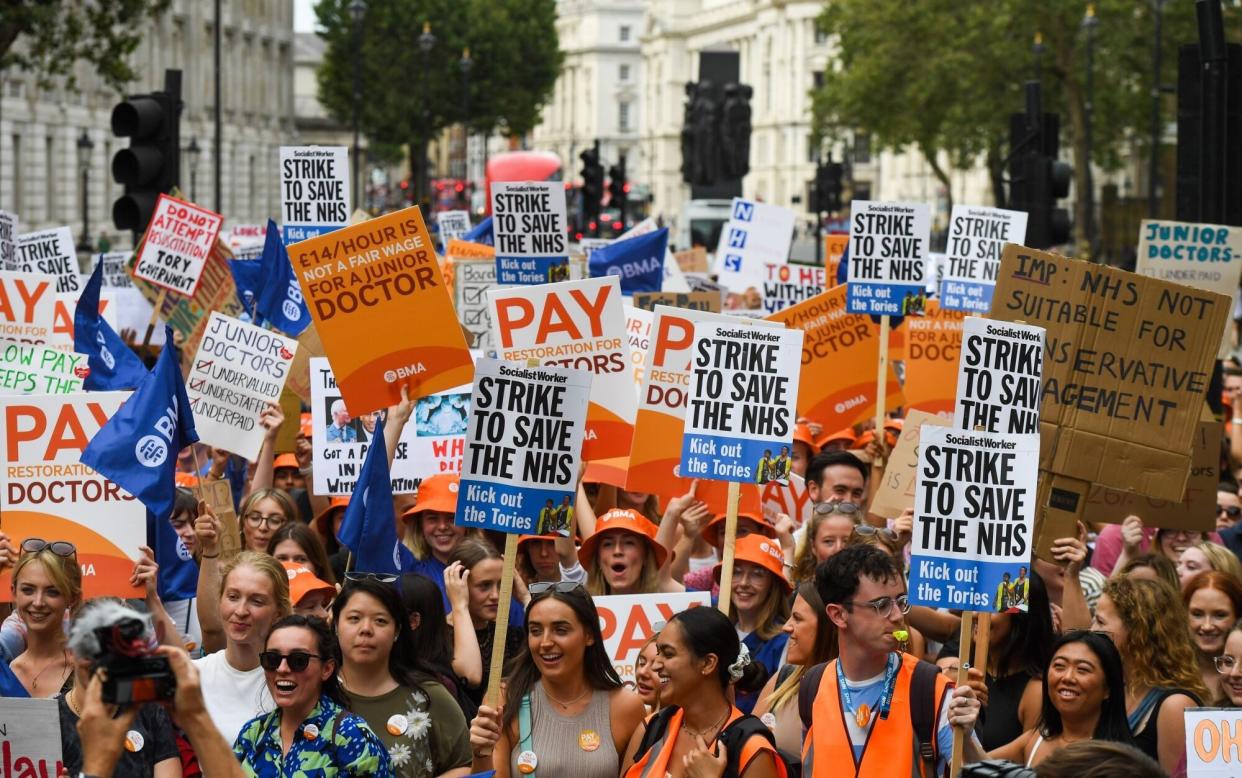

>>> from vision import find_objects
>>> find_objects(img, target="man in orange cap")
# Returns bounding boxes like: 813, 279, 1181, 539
272, 453, 303, 492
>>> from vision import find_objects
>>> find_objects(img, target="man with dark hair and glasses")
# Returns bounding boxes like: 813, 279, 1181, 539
801, 544, 983, 776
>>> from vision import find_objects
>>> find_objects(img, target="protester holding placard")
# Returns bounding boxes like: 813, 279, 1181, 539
1092, 577, 1207, 775
678, 505, 777, 595
331, 577, 472, 777
467, 582, 645, 778
6, 538, 81, 696
446, 539, 525, 711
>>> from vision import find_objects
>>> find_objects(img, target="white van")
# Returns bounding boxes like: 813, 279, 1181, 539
674, 199, 734, 252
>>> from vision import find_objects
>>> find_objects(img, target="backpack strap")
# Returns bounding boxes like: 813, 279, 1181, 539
633, 706, 679, 765
908, 660, 944, 767
718, 714, 779, 778
518, 693, 536, 778
798, 661, 828, 735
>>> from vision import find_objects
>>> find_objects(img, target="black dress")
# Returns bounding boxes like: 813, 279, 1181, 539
977, 670, 1037, 751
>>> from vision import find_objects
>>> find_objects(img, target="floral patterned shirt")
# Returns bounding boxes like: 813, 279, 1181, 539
233, 694, 393, 778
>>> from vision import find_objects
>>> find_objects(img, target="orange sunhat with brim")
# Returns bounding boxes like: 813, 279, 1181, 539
400, 473, 460, 519
816, 427, 857, 449
793, 423, 817, 452
518, 532, 561, 550
174, 471, 199, 488
577, 508, 669, 570
314, 496, 350, 536
699, 511, 776, 545
273, 453, 299, 470
713, 533, 791, 593
283, 561, 335, 606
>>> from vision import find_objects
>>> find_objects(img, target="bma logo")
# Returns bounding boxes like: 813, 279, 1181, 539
135, 435, 168, 467
382, 362, 427, 382
391, 542, 402, 569
723, 254, 743, 272
176, 538, 192, 562
727, 228, 747, 249
94, 329, 116, 370
732, 201, 754, 221
282, 280, 304, 322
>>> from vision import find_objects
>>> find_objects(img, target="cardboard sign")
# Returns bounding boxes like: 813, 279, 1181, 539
202, 478, 241, 558
491, 181, 570, 285
0, 210, 15, 269
631, 291, 722, 313
0, 341, 87, 394
1084, 405, 1219, 531
870, 410, 953, 520
765, 285, 904, 432
227, 223, 269, 251
489, 276, 635, 460
50, 290, 118, 351
187, 313, 298, 460
453, 257, 499, 354
1137, 220, 1242, 359
761, 263, 827, 314
845, 200, 931, 315
446, 239, 496, 259
675, 246, 709, 273
989, 244, 1230, 502
680, 319, 803, 484
289, 205, 474, 415
13, 227, 80, 293
908, 427, 1039, 613
284, 322, 325, 404
0, 270, 56, 345
132, 194, 224, 296
595, 592, 711, 684
761, 472, 814, 526
437, 210, 472, 247
0, 392, 143, 599
902, 301, 965, 417
457, 358, 590, 534
0, 698, 62, 773
275, 387, 302, 454
1185, 708, 1242, 776
93, 251, 134, 288
310, 357, 468, 494
280, 146, 351, 242
938, 206, 1028, 313
625, 305, 652, 396
713, 198, 795, 292
954, 317, 1045, 434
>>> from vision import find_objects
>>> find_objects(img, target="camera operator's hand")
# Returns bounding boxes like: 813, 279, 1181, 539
77, 670, 139, 777
194, 500, 222, 559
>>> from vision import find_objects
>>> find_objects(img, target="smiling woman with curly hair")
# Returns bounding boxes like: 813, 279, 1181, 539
1092, 576, 1207, 777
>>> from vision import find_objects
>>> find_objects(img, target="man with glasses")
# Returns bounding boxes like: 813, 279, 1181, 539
801, 544, 983, 776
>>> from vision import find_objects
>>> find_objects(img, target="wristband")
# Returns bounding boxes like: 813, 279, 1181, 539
201, 552, 219, 559
299, 466, 313, 476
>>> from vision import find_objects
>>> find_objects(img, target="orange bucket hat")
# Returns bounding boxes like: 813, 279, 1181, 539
400, 474, 460, 519
577, 508, 669, 570
282, 561, 335, 606
713, 533, 791, 593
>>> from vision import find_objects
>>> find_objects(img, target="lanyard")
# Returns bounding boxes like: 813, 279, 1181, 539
837, 652, 899, 721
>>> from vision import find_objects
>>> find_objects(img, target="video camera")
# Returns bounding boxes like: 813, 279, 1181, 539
67, 601, 176, 705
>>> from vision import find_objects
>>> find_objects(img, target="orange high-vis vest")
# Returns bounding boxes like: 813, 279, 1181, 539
626, 706, 785, 778
801, 653, 951, 778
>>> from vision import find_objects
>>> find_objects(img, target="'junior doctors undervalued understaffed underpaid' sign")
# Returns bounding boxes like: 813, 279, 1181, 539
679, 320, 802, 484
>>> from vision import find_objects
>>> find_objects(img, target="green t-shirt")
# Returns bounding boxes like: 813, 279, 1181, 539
346, 681, 471, 778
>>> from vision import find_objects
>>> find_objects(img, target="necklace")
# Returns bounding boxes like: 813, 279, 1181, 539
28, 649, 70, 694
66, 685, 82, 716
682, 706, 730, 742
542, 682, 591, 709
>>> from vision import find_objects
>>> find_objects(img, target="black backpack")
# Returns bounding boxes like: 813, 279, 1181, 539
797, 659, 943, 769
634, 706, 801, 778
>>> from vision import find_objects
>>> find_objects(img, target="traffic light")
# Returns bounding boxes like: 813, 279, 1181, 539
814, 160, 843, 213
1007, 82, 1073, 249
111, 69, 182, 235
608, 162, 628, 222
579, 142, 604, 236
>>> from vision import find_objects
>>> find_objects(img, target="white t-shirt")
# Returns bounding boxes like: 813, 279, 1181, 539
163, 598, 203, 654
193, 650, 274, 746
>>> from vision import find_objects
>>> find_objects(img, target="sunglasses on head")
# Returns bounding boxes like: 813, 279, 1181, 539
529, 581, 585, 596
21, 539, 76, 557
344, 572, 398, 584
854, 525, 899, 541
813, 501, 860, 517
259, 650, 324, 672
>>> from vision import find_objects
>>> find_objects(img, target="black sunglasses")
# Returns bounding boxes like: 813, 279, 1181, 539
344, 572, 398, 584
21, 539, 76, 557
259, 650, 324, 672
529, 581, 585, 596
1219, 505, 1242, 518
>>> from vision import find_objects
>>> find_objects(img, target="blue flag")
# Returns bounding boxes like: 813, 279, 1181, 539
255, 219, 312, 336
74, 263, 150, 391
336, 417, 414, 574
589, 227, 669, 294
229, 253, 264, 316
463, 216, 494, 246
81, 326, 200, 521
147, 510, 198, 602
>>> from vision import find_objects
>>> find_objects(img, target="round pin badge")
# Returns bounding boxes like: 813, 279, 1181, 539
125, 731, 144, 752
517, 750, 538, 774
303, 723, 320, 741
579, 729, 601, 752
760, 712, 777, 730
387, 713, 409, 736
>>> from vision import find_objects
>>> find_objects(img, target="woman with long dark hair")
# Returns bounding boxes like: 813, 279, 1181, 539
233, 614, 392, 776
467, 582, 645, 777
400, 573, 469, 714
985, 630, 1136, 767
333, 578, 471, 777
268, 521, 337, 586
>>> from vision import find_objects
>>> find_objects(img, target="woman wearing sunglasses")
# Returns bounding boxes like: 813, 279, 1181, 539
234, 614, 393, 776
5, 537, 80, 696
332, 577, 472, 777
468, 581, 645, 778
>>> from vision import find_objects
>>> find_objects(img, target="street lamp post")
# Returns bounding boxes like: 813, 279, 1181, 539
186, 137, 202, 202
417, 21, 436, 214
1083, 4, 1099, 259
459, 48, 473, 196
1032, 32, 1045, 85
349, 0, 367, 211
76, 130, 94, 252
1148, 0, 1167, 218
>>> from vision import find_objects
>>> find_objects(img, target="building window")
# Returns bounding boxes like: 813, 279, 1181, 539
619, 63, 630, 81
853, 132, 872, 164
45, 136, 55, 220
814, 21, 829, 45
813, 71, 824, 90
619, 25, 631, 42
619, 101, 632, 132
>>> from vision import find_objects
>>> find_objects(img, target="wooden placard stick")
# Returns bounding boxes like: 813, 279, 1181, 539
950, 611, 976, 778
716, 481, 741, 616
485, 532, 520, 707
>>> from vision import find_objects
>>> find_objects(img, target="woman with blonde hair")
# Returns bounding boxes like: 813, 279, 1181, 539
715, 534, 792, 713
1177, 541, 1242, 589
579, 508, 680, 596
789, 503, 860, 585
1092, 576, 1207, 776
5, 537, 81, 696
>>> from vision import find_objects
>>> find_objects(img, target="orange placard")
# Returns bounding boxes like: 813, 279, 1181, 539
902, 300, 964, 416
289, 206, 474, 415
766, 284, 903, 431
446, 239, 496, 259
824, 234, 849, 281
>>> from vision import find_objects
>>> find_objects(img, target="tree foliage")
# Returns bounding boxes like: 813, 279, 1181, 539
314, 0, 562, 149
811, 0, 1210, 246
0, 0, 170, 92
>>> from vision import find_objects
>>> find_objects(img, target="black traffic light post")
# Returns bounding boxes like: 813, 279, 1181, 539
608, 158, 628, 230
811, 155, 844, 264
1007, 80, 1073, 249
111, 69, 183, 239
579, 140, 604, 238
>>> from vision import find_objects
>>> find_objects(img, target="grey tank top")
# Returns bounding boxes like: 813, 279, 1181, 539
509, 682, 619, 778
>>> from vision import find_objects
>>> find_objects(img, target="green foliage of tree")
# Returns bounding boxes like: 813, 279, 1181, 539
811, 0, 1209, 249
0, 0, 170, 92
315, 0, 562, 185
